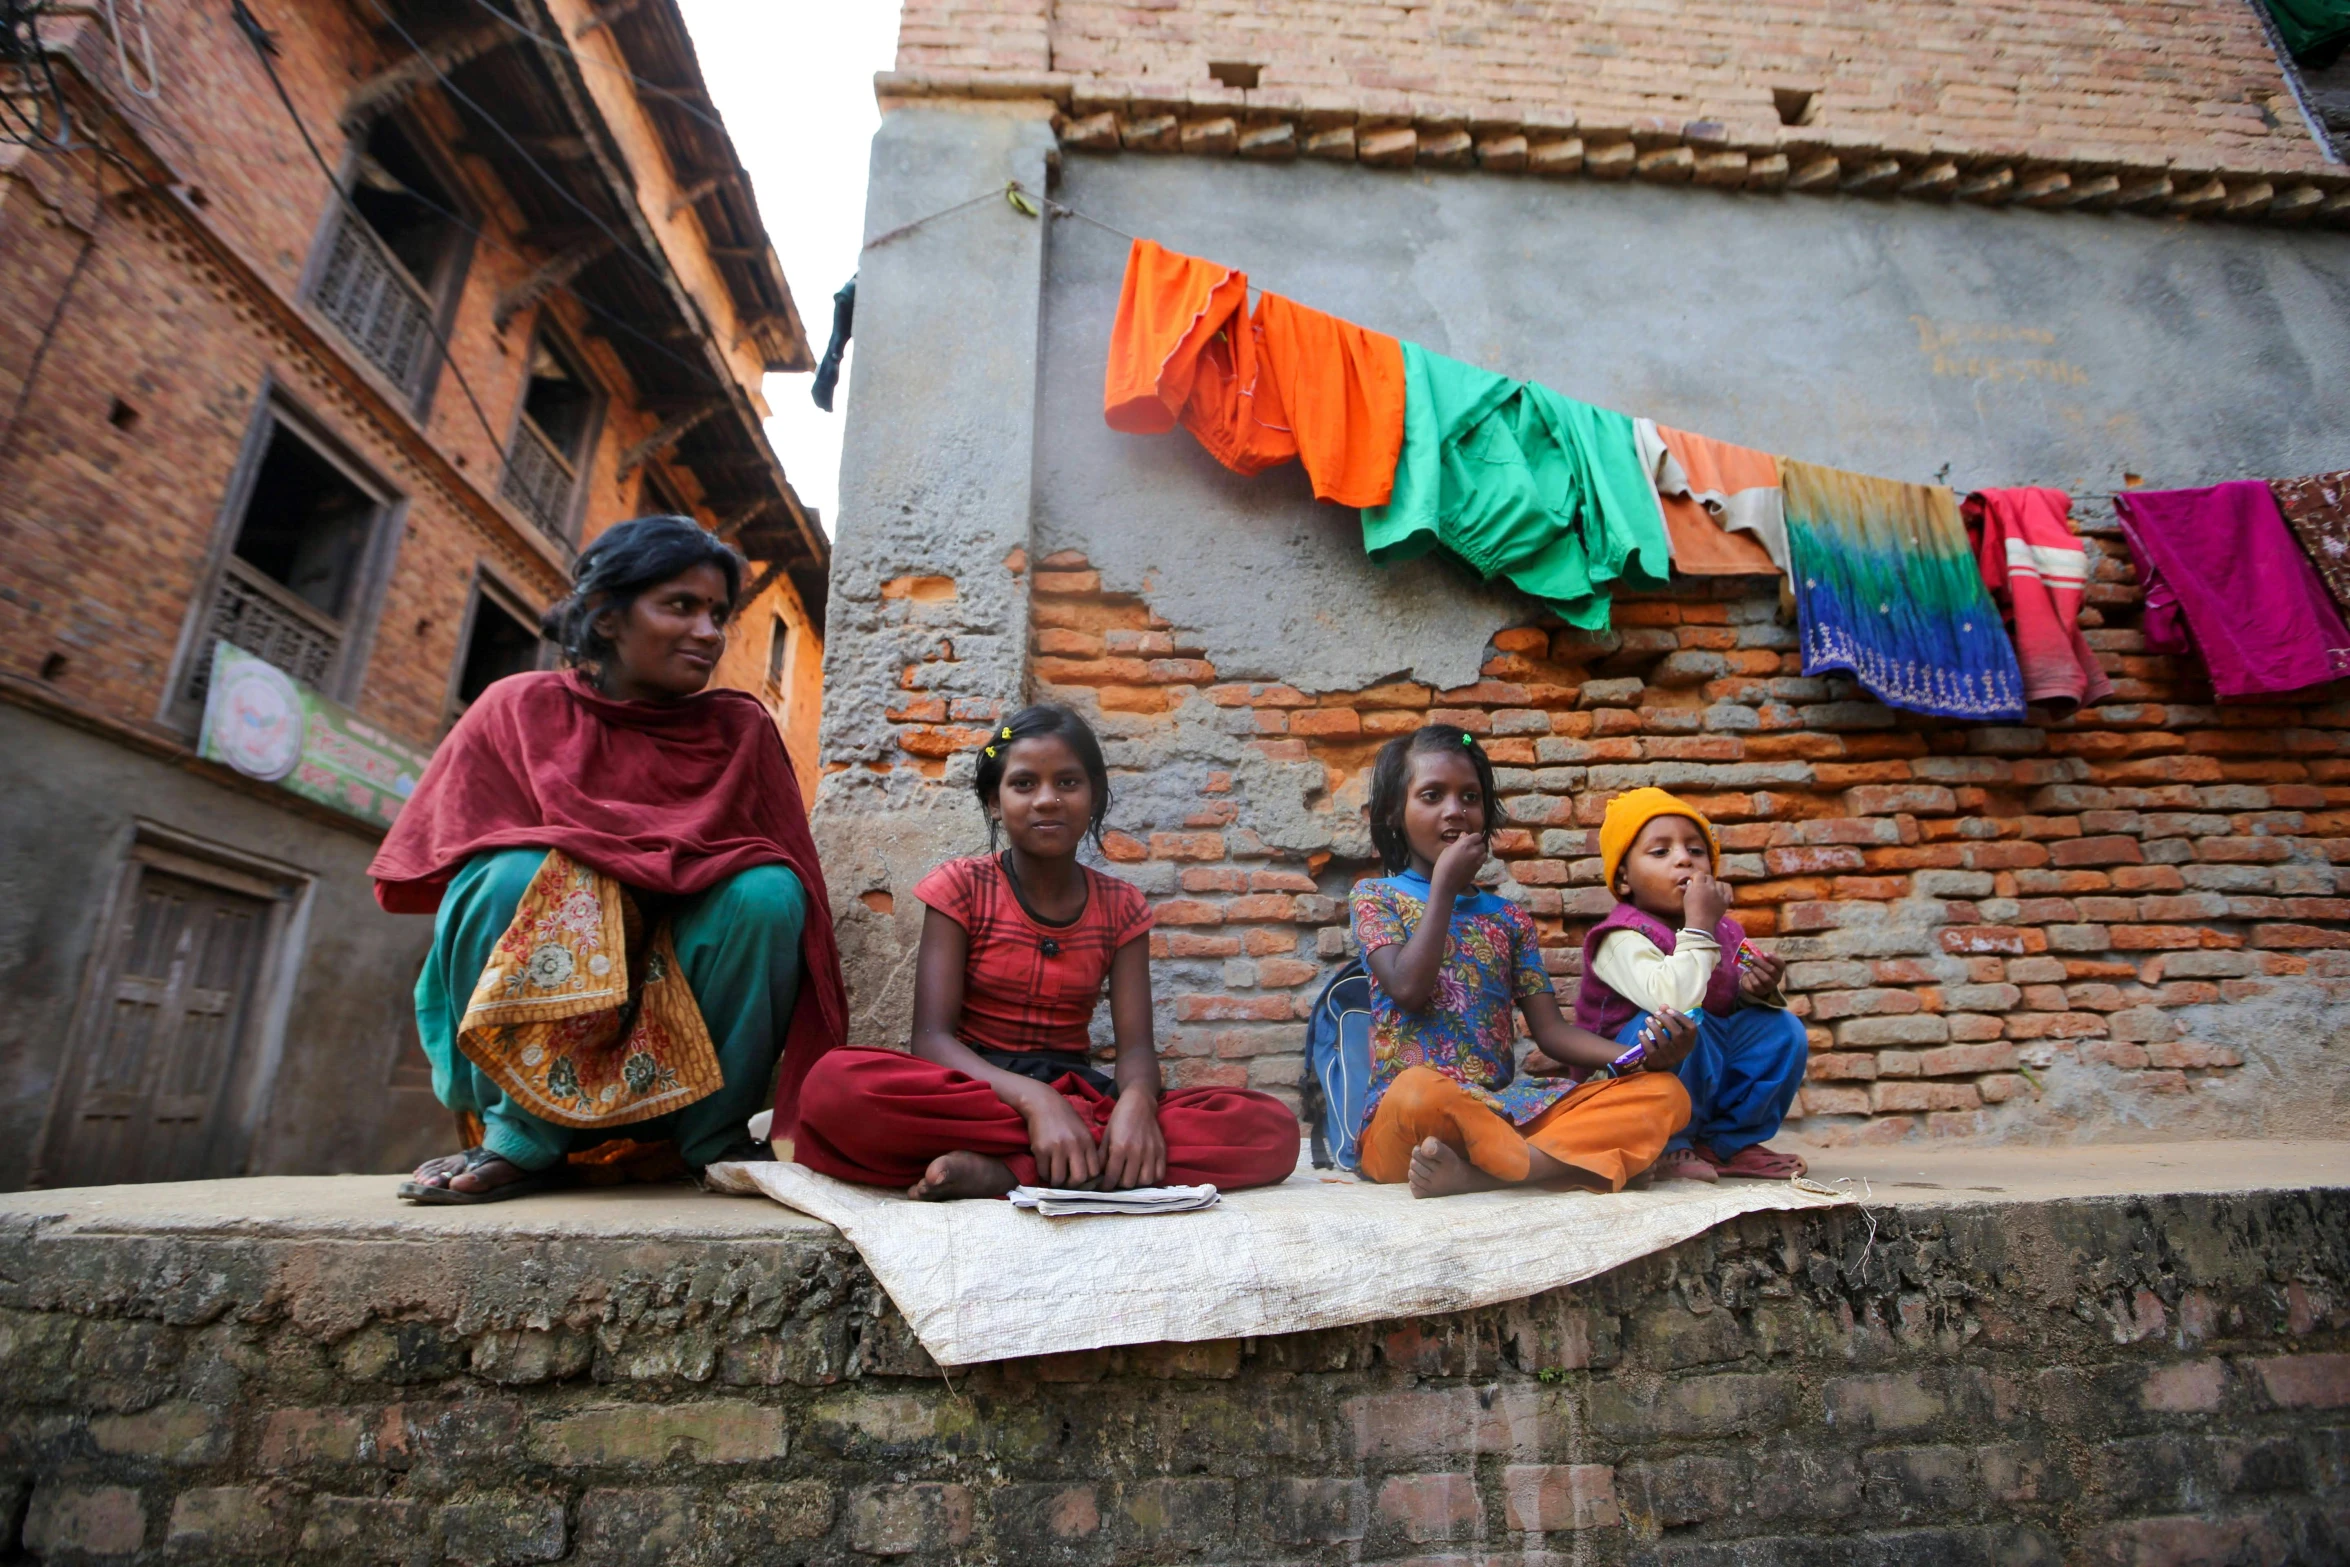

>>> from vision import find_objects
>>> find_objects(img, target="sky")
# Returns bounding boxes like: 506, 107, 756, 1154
674, 0, 902, 534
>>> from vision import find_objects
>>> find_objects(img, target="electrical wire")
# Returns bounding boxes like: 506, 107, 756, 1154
0, 132, 103, 461
231, 0, 514, 474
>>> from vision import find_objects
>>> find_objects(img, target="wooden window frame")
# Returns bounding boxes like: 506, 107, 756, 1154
499, 315, 607, 547
298, 109, 480, 416
28, 821, 317, 1188
159, 381, 409, 732
441, 562, 552, 730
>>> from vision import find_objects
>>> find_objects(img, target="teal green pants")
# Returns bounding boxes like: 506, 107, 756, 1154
416, 849, 805, 1171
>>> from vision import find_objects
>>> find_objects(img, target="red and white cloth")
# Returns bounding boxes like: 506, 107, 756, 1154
1961, 487, 2113, 718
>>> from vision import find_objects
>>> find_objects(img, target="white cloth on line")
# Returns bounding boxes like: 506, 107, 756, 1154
705, 1155, 1849, 1367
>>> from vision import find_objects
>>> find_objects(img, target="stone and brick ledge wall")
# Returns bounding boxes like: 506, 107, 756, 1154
882, 72, 2350, 231
871, 512, 2350, 1144
1, 1187, 2344, 1562
879, 0, 2350, 227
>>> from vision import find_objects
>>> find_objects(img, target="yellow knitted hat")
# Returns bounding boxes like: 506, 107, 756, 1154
1599, 787, 1721, 894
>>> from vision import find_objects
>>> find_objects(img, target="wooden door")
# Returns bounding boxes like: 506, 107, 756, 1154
48, 868, 270, 1187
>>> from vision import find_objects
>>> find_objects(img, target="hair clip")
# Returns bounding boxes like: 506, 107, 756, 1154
1461, 733, 1476, 746
984, 745, 998, 758
1000, 726, 1013, 740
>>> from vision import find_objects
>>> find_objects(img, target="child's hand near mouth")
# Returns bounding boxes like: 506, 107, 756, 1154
1683, 863, 1730, 929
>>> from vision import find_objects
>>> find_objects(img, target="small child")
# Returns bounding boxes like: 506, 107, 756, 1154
791, 704, 1300, 1200
1576, 787, 1811, 1182
1351, 724, 1696, 1198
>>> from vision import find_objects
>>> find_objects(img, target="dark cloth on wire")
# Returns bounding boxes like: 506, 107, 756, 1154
812, 277, 854, 411
2271, 469, 2350, 616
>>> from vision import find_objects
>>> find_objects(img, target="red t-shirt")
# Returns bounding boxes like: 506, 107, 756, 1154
912, 854, 1155, 1055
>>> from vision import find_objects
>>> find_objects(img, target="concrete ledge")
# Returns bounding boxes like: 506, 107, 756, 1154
2, 1148, 2346, 1562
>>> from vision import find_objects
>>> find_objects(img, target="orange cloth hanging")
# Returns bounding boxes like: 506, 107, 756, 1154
1182, 298, 1297, 476
1103, 239, 1249, 434
1255, 291, 1407, 509
1102, 239, 1296, 476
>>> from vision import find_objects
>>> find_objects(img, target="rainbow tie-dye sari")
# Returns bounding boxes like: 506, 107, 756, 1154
1781, 458, 2026, 720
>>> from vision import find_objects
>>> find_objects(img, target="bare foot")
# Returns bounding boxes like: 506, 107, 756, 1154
1654, 1147, 1719, 1184
409, 1150, 536, 1195
1407, 1137, 1505, 1199
908, 1150, 1017, 1201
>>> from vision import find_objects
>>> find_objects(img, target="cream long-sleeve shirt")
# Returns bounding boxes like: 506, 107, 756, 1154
1589, 927, 1787, 1014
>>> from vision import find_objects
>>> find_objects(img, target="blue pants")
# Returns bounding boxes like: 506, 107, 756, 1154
1614, 1005, 1808, 1158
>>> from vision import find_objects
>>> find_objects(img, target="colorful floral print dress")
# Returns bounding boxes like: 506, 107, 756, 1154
1349, 869, 1575, 1127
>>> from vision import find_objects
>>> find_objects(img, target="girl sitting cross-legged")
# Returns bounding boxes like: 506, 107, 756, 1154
1352, 724, 1698, 1199
792, 704, 1301, 1200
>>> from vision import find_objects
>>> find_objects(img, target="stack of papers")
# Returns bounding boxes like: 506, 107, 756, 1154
1007, 1183, 1221, 1217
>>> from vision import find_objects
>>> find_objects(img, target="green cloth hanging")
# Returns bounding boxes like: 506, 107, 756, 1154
1361, 343, 1671, 630
2266, 0, 2350, 61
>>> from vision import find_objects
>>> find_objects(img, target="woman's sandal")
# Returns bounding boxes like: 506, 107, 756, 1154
397, 1147, 565, 1206
1707, 1143, 1808, 1180
1654, 1146, 1720, 1184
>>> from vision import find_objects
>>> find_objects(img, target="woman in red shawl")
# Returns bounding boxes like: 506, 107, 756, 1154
374, 517, 845, 1202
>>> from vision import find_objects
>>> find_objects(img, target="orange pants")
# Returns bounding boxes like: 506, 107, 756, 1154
1358, 1066, 1690, 1190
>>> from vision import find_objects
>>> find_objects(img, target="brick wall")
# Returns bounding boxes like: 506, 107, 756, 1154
0, 6, 784, 754
874, 518, 2350, 1143
891, 0, 2330, 174
3, 1185, 2344, 1561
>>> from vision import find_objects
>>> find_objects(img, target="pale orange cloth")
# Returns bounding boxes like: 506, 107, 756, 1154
1640, 421, 1785, 576
1358, 1064, 1690, 1190
1255, 291, 1407, 508
1102, 239, 1296, 476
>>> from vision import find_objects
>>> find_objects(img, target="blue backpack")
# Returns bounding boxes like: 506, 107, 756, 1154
1301, 958, 1374, 1170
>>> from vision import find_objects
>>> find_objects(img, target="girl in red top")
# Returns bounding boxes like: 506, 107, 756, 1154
793, 705, 1300, 1200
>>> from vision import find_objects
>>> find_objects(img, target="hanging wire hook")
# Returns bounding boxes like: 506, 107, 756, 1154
102, 0, 158, 99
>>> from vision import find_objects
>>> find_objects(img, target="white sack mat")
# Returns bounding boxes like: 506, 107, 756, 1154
706, 1156, 1848, 1367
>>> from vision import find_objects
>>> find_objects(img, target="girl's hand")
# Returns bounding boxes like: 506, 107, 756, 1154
1638, 1008, 1699, 1071
1737, 947, 1786, 1003
1099, 1090, 1168, 1190
1430, 830, 1488, 900
1016, 1086, 1103, 1189
1518, 1047, 1578, 1077
1683, 865, 1731, 930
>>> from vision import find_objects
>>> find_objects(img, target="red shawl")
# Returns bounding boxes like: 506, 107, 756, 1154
370, 670, 847, 1141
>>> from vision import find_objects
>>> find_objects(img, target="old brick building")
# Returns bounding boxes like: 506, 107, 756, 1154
0, 0, 827, 1187
814, 0, 2350, 1146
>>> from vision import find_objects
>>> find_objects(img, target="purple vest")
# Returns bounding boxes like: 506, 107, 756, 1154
1573, 903, 1747, 1039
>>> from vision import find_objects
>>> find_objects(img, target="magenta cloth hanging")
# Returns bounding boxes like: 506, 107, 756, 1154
2113, 481, 2350, 698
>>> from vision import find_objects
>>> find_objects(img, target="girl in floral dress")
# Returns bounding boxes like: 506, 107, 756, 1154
1350, 724, 1696, 1198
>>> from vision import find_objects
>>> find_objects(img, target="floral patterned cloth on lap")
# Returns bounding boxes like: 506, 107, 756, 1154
1349, 869, 1575, 1127
457, 849, 724, 1127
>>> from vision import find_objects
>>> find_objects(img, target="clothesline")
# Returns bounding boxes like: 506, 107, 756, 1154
1097, 232, 2350, 715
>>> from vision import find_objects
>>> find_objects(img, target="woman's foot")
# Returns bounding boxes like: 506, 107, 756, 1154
908, 1150, 1017, 1201
1407, 1137, 1505, 1199
409, 1149, 536, 1195
1654, 1146, 1720, 1184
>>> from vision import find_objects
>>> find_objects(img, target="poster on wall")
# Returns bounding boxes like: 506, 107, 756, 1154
196, 642, 431, 829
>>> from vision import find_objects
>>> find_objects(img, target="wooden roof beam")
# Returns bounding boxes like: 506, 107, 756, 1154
342, 21, 509, 131
617, 401, 728, 481
493, 236, 619, 331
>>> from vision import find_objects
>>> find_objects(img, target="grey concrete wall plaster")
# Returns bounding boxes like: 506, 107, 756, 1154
0, 706, 445, 1189
1033, 155, 2350, 692
813, 107, 1060, 1046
